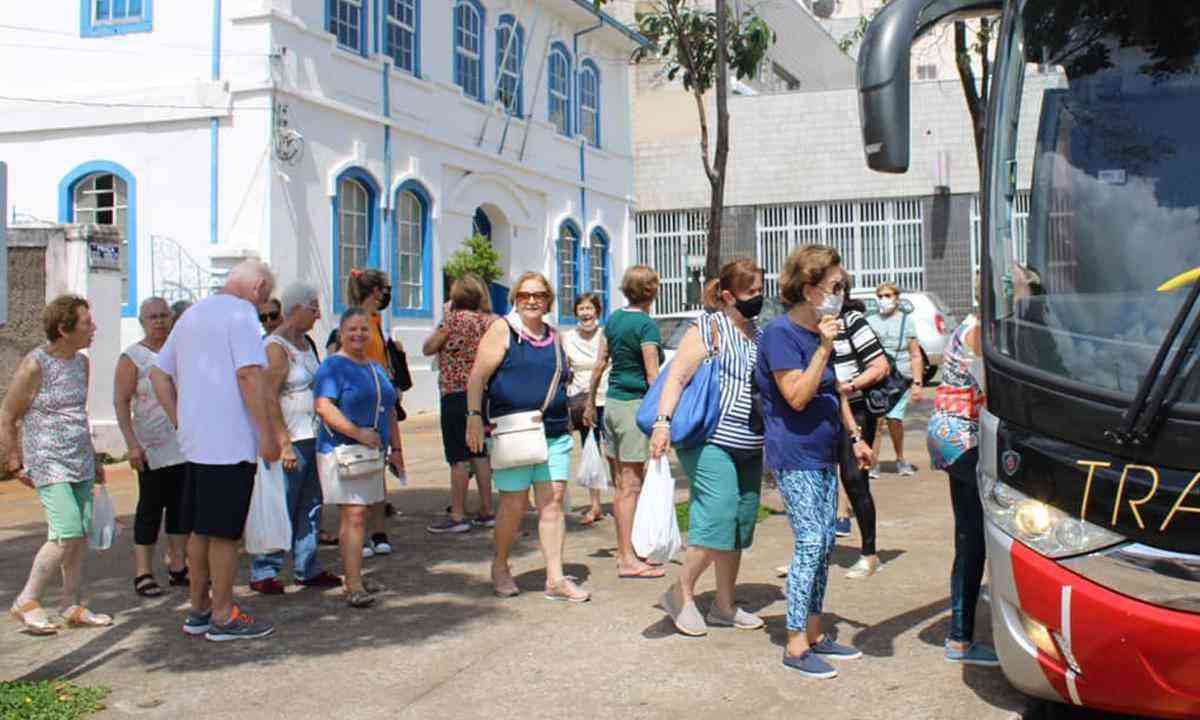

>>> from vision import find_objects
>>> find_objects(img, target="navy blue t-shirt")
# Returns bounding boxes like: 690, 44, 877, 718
755, 315, 842, 471
314, 355, 397, 453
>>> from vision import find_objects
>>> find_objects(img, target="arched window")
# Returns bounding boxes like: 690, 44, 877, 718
453, 0, 484, 101
333, 169, 379, 310
557, 221, 581, 322
548, 43, 571, 136
579, 60, 601, 147
59, 161, 137, 316
393, 182, 432, 316
495, 15, 525, 116
328, 0, 366, 53
385, 0, 419, 75
589, 228, 610, 316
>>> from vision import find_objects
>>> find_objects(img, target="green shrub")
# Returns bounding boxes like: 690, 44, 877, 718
0, 681, 110, 720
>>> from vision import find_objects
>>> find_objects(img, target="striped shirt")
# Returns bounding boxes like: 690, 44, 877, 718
832, 310, 885, 406
696, 311, 763, 451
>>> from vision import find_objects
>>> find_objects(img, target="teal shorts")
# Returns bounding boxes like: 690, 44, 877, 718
36, 480, 94, 541
493, 433, 574, 493
676, 443, 763, 551
886, 388, 912, 421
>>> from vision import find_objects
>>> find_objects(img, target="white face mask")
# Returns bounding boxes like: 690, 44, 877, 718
815, 292, 843, 318
878, 298, 897, 314
578, 318, 598, 331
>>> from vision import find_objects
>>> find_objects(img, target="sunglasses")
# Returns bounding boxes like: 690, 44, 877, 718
821, 281, 846, 295
259, 311, 281, 322
515, 291, 551, 304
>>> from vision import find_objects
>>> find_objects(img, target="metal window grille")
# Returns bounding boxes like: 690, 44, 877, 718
579, 67, 599, 146
330, 0, 363, 51
395, 191, 423, 309
496, 22, 522, 115
74, 173, 130, 302
558, 228, 580, 319
386, 0, 417, 73
589, 233, 608, 314
970, 191, 1030, 274
634, 209, 708, 315
338, 178, 370, 295
454, 3, 482, 97
549, 50, 570, 135
94, 0, 144, 24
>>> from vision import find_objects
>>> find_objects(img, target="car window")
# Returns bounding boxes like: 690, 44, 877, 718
656, 317, 694, 350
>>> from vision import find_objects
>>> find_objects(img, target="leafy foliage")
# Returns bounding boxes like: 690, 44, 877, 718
632, 2, 774, 94
0, 681, 110, 720
443, 235, 502, 284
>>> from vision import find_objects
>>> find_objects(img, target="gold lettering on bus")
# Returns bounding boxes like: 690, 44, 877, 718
1160, 472, 1200, 532
1113, 465, 1159, 530
1076, 460, 1112, 520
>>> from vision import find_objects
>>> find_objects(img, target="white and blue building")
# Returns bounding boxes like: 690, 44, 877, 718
0, 0, 646, 414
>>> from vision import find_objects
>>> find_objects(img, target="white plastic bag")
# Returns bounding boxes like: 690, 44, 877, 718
575, 434, 609, 490
244, 460, 292, 555
631, 456, 682, 563
88, 485, 118, 551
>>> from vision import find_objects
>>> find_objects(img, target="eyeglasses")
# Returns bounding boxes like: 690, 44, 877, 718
515, 291, 551, 304
259, 311, 281, 322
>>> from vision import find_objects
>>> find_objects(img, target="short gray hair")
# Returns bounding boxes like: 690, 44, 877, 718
139, 296, 168, 319
280, 282, 320, 316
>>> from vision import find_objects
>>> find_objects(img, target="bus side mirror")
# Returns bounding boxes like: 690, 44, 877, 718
858, 0, 1002, 173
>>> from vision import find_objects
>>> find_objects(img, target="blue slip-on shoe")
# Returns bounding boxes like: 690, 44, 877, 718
782, 650, 838, 679
182, 610, 212, 636
945, 642, 1000, 667
812, 637, 863, 660
427, 517, 472, 534
835, 517, 853, 537
204, 606, 274, 643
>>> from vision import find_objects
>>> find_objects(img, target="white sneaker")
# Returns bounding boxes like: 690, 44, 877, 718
845, 556, 881, 579
361, 545, 375, 559
776, 565, 789, 578
896, 460, 918, 476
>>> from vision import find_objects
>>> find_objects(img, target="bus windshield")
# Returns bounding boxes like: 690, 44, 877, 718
987, 0, 1200, 404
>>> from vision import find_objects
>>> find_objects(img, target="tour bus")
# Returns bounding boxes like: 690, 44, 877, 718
856, 1, 1200, 717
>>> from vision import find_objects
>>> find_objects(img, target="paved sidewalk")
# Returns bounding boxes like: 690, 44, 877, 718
0, 410, 1033, 719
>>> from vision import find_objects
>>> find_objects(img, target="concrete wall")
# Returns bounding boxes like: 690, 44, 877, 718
0, 236, 48, 402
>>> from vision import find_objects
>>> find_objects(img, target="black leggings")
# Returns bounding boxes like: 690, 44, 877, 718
134, 463, 186, 545
839, 408, 879, 556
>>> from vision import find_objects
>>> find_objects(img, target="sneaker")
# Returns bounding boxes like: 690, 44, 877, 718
868, 467, 881, 480
776, 565, 790, 578
249, 577, 286, 595
782, 650, 838, 679
845, 556, 881, 579
835, 517, 852, 537
297, 571, 343, 589
945, 641, 1000, 667
361, 544, 375, 559
182, 610, 212, 636
473, 514, 497, 528
812, 636, 863, 660
896, 460, 918, 476
427, 517, 472, 534
370, 534, 393, 555
205, 606, 274, 642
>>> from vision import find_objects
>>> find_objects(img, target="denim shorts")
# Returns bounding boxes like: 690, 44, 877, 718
493, 433, 574, 492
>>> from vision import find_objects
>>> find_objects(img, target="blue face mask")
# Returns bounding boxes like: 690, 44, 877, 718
815, 291, 843, 318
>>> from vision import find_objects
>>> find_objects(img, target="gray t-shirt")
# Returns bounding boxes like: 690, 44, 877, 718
868, 310, 919, 379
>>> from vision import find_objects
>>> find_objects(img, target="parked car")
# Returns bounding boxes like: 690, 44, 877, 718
656, 311, 702, 365
851, 289, 956, 383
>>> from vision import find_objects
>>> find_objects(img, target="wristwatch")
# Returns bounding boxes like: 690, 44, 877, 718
655, 414, 672, 424
466, 410, 482, 418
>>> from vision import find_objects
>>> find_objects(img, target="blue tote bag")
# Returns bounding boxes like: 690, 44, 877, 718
637, 316, 722, 449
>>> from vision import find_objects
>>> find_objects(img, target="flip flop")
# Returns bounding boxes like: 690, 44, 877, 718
579, 512, 604, 526
618, 564, 666, 579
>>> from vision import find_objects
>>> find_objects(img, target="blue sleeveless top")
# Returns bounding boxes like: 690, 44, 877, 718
487, 325, 570, 437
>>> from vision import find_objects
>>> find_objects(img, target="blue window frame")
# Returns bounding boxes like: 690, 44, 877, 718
58, 161, 137, 317
385, 0, 420, 75
495, 15, 524, 117
392, 181, 433, 318
332, 168, 381, 312
453, 0, 485, 102
579, 60, 601, 147
328, 0, 367, 54
81, 0, 152, 37
548, 42, 572, 136
588, 228, 610, 317
557, 220, 582, 324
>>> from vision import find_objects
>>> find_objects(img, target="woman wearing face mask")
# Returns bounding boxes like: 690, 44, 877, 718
757, 245, 874, 678
564, 293, 611, 525
650, 259, 768, 636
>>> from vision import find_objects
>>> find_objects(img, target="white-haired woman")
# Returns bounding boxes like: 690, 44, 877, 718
249, 283, 342, 595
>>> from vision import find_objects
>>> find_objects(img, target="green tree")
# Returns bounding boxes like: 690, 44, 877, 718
630, 1, 774, 281
444, 234, 502, 284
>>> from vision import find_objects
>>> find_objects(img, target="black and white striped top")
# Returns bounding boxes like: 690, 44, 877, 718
696, 311, 763, 451
832, 309, 885, 406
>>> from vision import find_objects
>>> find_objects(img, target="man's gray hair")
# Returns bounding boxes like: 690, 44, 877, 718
280, 282, 320, 316
226, 259, 274, 288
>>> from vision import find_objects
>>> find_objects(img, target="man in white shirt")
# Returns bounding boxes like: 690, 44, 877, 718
151, 259, 282, 642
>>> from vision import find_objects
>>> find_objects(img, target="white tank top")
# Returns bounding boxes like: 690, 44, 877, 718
122, 342, 187, 470
266, 334, 319, 442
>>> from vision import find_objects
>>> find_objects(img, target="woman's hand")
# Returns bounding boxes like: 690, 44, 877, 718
466, 415, 486, 454
95, 462, 107, 485
280, 441, 298, 472
127, 443, 147, 473
818, 315, 841, 349
356, 427, 383, 449
387, 447, 405, 470
649, 425, 671, 460
581, 402, 596, 429
853, 440, 875, 470
838, 381, 856, 396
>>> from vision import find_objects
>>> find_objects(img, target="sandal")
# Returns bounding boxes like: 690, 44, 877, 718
168, 567, 190, 587
545, 578, 591, 603
492, 565, 520, 598
62, 605, 113, 628
318, 533, 339, 547
134, 574, 163, 597
10, 601, 61, 636
579, 511, 604, 526
362, 577, 386, 594
345, 590, 375, 608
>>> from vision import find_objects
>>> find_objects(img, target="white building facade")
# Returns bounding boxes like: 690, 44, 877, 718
0, 0, 645, 420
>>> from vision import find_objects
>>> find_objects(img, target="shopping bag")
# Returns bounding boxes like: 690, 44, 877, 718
631, 456, 682, 563
575, 434, 609, 490
88, 485, 118, 551
244, 460, 292, 555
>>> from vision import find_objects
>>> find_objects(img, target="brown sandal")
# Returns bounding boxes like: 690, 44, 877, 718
62, 605, 113, 628
10, 601, 61, 635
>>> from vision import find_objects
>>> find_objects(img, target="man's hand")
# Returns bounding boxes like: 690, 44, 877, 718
259, 434, 282, 463
280, 442, 298, 472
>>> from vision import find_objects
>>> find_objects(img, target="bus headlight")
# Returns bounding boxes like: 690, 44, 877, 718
980, 473, 1123, 559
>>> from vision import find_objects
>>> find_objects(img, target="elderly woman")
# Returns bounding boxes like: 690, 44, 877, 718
466, 272, 589, 602
584, 265, 664, 579
757, 245, 874, 679
651, 259, 767, 636
115, 297, 189, 597
258, 298, 284, 335
249, 283, 342, 595
2, 296, 112, 634
565, 293, 610, 525
314, 307, 401, 607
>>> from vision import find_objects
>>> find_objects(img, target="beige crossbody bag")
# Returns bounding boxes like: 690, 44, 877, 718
331, 364, 385, 479
488, 334, 563, 470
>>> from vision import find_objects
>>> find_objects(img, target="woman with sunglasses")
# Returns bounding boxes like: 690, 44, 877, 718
258, 299, 284, 336
466, 272, 589, 602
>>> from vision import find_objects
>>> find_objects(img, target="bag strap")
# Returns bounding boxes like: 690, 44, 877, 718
897, 312, 908, 354
371, 362, 382, 431
539, 331, 563, 414
702, 313, 722, 358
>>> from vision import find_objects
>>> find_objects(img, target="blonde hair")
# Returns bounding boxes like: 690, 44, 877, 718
779, 245, 841, 306
875, 281, 901, 297
620, 265, 660, 305
450, 273, 492, 312
508, 271, 556, 311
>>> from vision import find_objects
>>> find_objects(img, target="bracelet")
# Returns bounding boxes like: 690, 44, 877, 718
850, 434, 864, 444
653, 421, 671, 430
466, 410, 482, 417
655, 414, 672, 423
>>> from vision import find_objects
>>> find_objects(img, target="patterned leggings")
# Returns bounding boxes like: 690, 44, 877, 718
778, 467, 838, 632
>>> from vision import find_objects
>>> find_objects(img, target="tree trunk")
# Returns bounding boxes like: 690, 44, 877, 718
954, 20, 989, 180
708, 0, 731, 282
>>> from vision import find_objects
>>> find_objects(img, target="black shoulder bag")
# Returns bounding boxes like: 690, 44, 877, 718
855, 313, 912, 417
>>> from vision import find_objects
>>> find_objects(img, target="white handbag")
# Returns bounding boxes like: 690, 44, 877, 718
488, 334, 563, 471
331, 363, 385, 479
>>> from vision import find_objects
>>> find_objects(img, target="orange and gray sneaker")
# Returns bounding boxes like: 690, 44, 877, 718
205, 605, 274, 642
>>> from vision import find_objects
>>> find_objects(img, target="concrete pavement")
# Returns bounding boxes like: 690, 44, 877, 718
1, 409, 1041, 719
